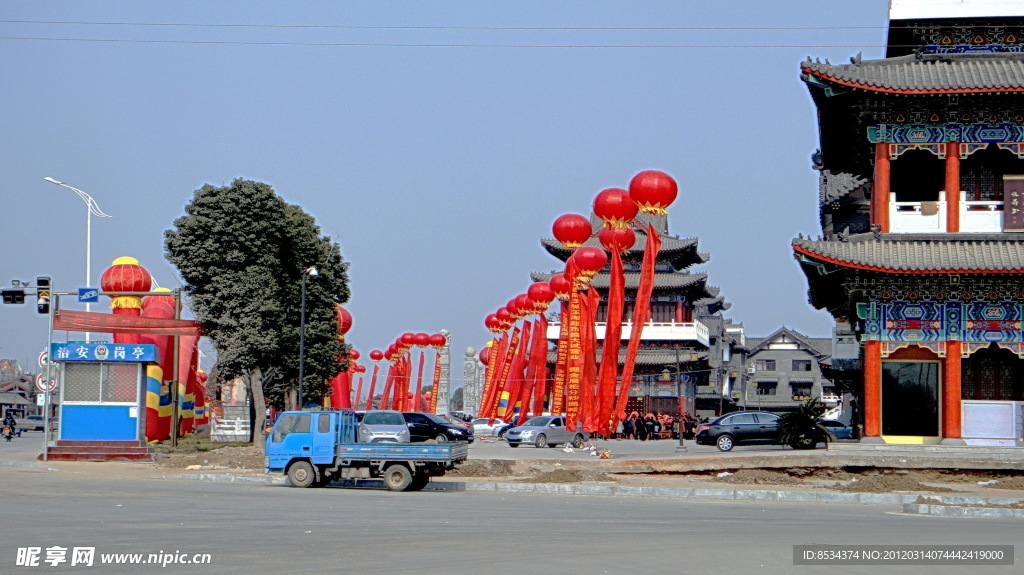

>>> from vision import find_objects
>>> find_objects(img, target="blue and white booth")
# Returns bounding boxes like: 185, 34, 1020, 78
52, 342, 159, 441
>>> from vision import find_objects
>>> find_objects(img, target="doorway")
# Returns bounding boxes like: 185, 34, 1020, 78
881, 361, 940, 437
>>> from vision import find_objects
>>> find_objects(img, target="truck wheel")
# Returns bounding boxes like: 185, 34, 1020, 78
287, 461, 317, 488
383, 464, 414, 492
408, 472, 430, 491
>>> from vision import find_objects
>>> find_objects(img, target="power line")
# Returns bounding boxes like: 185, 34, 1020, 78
0, 20, 892, 31
0, 36, 888, 49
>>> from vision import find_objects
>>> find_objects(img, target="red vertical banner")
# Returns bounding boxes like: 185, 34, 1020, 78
503, 321, 532, 423
402, 355, 413, 412
413, 350, 426, 412
479, 335, 506, 419
551, 300, 569, 415
596, 248, 625, 435
365, 363, 380, 410
531, 314, 550, 417
580, 287, 600, 433
379, 365, 395, 410
489, 326, 521, 424
613, 224, 661, 420
353, 374, 363, 409
563, 288, 584, 432
429, 351, 442, 413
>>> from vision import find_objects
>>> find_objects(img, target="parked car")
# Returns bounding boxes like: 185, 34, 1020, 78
505, 415, 587, 448
403, 412, 474, 443
694, 411, 781, 452
357, 410, 411, 443
471, 417, 506, 437
20, 415, 44, 432
820, 419, 854, 440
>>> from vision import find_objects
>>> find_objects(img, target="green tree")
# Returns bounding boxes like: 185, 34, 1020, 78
164, 179, 350, 447
777, 397, 830, 449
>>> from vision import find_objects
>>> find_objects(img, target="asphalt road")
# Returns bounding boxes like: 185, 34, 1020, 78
3, 462, 1019, 575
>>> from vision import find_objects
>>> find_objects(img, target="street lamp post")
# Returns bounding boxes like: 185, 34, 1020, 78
297, 266, 319, 410
43, 177, 111, 343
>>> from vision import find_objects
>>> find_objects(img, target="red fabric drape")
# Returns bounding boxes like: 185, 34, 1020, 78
413, 351, 426, 413
53, 309, 201, 336
502, 321, 532, 423
613, 224, 661, 420
580, 287, 600, 433
521, 314, 548, 421
479, 335, 505, 419
353, 374, 363, 409
531, 315, 549, 418
595, 248, 625, 435
379, 364, 396, 410
365, 363, 381, 410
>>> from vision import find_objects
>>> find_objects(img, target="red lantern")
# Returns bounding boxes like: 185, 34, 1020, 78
515, 293, 533, 317
552, 213, 592, 248
479, 346, 492, 366
100, 257, 152, 309
496, 307, 513, 329
414, 332, 430, 347
550, 273, 571, 301
506, 297, 521, 320
348, 349, 360, 361
593, 187, 638, 229
336, 306, 353, 335
485, 313, 501, 333
386, 344, 397, 360
400, 333, 416, 351
370, 349, 384, 362
572, 246, 608, 275
629, 170, 678, 215
429, 333, 447, 348
527, 281, 554, 312
598, 227, 636, 252
354, 364, 367, 374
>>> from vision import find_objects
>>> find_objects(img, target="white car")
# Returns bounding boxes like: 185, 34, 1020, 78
471, 417, 506, 437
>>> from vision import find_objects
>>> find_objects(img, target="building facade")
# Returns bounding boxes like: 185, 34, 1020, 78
793, 1, 1024, 445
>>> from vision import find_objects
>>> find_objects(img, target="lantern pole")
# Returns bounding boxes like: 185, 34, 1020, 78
298, 266, 318, 410
43, 177, 112, 343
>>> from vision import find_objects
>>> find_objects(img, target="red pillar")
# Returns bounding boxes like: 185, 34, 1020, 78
863, 340, 882, 437
675, 301, 683, 323
874, 143, 891, 232
946, 141, 960, 232
942, 341, 962, 439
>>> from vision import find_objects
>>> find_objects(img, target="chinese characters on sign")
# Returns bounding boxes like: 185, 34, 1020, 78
1003, 176, 1024, 232
51, 343, 158, 363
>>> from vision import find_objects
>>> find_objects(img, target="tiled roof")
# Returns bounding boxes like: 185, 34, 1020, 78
802, 53, 1024, 94
530, 270, 709, 290
540, 215, 709, 269
546, 348, 709, 365
792, 233, 1024, 273
819, 170, 869, 206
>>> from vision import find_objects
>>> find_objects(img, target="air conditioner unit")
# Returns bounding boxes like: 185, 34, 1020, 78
746, 366, 755, 376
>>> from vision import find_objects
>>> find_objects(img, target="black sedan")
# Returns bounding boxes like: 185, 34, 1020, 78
694, 411, 780, 452
402, 412, 474, 443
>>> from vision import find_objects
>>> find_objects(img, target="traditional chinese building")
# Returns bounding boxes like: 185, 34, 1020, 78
533, 213, 743, 417
793, 0, 1024, 445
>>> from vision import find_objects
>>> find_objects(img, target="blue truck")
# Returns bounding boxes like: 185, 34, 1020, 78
265, 410, 469, 491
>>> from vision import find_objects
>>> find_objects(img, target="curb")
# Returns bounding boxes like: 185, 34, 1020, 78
155, 473, 1024, 512
0, 461, 57, 472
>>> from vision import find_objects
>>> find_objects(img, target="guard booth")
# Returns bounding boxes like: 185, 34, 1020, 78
52, 342, 158, 441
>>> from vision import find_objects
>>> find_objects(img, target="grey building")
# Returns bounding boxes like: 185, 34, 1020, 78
741, 327, 834, 413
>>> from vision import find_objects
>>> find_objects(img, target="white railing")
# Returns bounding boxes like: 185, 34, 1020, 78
959, 191, 1004, 232
211, 416, 251, 443
546, 319, 710, 346
889, 191, 946, 233
820, 393, 841, 404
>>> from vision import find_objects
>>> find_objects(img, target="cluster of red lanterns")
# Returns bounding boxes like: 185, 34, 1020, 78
484, 282, 556, 334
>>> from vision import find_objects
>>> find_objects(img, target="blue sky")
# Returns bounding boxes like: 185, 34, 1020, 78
0, 1, 890, 386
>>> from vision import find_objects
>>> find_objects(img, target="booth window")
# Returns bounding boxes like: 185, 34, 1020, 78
62, 363, 140, 403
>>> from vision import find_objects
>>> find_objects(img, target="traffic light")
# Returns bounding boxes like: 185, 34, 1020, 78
36, 276, 51, 314
1, 289, 25, 304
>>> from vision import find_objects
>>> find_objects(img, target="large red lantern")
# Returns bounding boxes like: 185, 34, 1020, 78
100, 256, 152, 310
550, 273, 571, 301
572, 246, 608, 275
354, 364, 367, 374
515, 293, 533, 317
414, 332, 430, 347
386, 344, 398, 360
593, 187, 638, 229
485, 313, 502, 333
496, 307, 513, 329
527, 281, 555, 312
370, 349, 384, 362
598, 226, 636, 253
629, 170, 678, 215
348, 349, 360, 361
552, 213, 592, 248
506, 297, 521, 320
479, 345, 492, 366
400, 333, 416, 350
429, 333, 447, 348
336, 306, 353, 335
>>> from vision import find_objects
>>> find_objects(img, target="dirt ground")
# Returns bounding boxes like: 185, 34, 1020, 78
149, 444, 1024, 496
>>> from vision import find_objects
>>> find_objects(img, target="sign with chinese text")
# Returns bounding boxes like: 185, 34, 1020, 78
51, 342, 158, 363
1004, 176, 1024, 232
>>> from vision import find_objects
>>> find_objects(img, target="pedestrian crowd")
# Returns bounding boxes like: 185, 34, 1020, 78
613, 411, 701, 441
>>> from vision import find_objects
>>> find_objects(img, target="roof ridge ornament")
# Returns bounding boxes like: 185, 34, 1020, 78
851, 51, 862, 65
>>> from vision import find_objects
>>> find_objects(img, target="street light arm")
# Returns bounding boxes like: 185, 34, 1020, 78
43, 177, 112, 218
